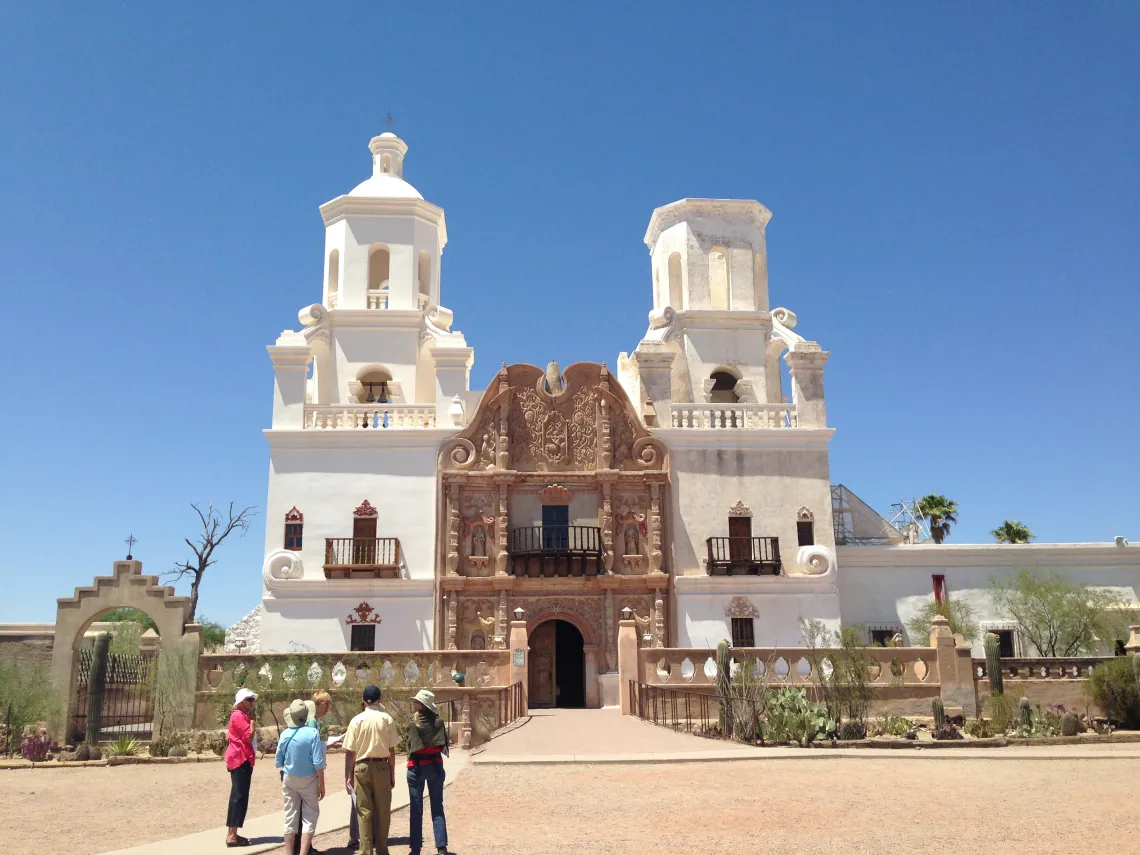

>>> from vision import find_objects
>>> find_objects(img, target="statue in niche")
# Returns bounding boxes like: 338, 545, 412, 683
624, 525, 640, 556
477, 611, 495, 636
471, 632, 486, 650
544, 360, 564, 395
472, 525, 487, 557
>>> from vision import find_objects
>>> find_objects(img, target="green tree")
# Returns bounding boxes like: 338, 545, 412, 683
990, 570, 1133, 656
197, 616, 227, 651
991, 520, 1034, 544
915, 494, 958, 544
0, 654, 64, 736
99, 608, 158, 632
906, 597, 979, 645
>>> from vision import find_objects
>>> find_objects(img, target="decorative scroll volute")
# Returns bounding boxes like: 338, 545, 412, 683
438, 362, 666, 474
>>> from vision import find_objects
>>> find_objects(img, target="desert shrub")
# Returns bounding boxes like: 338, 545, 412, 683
871, 715, 914, 737
965, 718, 992, 738
106, 735, 139, 757
932, 724, 963, 741
906, 598, 979, 645
1085, 657, 1140, 729
800, 619, 873, 732
985, 692, 1018, 733
0, 654, 65, 738
150, 645, 198, 743
20, 727, 56, 762
764, 688, 835, 746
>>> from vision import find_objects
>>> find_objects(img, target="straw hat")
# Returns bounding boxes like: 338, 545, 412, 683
412, 689, 438, 713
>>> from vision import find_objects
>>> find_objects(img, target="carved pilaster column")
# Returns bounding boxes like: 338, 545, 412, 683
496, 365, 511, 469
495, 482, 509, 576
601, 482, 614, 573
598, 397, 611, 470
785, 345, 830, 428
446, 483, 460, 575
653, 597, 665, 649
446, 591, 458, 650
649, 482, 663, 573
495, 590, 508, 647
604, 590, 616, 671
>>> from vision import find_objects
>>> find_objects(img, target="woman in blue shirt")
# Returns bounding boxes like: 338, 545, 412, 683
276, 698, 327, 855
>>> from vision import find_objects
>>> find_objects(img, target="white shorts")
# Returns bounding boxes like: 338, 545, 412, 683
282, 773, 320, 835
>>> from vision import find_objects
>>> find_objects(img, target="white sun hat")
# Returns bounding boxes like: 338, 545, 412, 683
233, 687, 258, 708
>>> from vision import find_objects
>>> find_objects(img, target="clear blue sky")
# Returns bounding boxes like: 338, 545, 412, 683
1, 4, 1137, 626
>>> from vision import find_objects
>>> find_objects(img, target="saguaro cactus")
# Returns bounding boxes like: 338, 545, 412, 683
716, 640, 733, 736
85, 633, 112, 746
932, 697, 947, 731
1132, 653, 1140, 695
984, 632, 1004, 695
1018, 696, 1032, 731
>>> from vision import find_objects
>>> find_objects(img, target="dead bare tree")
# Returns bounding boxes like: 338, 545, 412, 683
164, 502, 257, 623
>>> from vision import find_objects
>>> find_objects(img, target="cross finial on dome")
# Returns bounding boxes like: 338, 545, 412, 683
385, 110, 395, 131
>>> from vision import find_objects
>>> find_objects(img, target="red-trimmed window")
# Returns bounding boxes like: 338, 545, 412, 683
284, 507, 304, 551
932, 574, 947, 605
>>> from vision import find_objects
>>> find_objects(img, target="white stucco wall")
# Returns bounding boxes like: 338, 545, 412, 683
260, 582, 435, 652
660, 432, 835, 576
838, 543, 1140, 654
675, 576, 841, 648
263, 432, 453, 583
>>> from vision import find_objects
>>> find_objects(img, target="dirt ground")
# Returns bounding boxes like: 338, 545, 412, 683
305, 756, 1140, 855
4, 754, 1139, 855
0, 760, 283, 854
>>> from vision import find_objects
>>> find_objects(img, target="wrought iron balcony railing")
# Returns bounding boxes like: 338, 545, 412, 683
705, 536, 781, 576
507, 525, 604, 577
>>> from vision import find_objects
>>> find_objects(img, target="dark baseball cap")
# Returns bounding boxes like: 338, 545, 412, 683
362, 685, 382, 703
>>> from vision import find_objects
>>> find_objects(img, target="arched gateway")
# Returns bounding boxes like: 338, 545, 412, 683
437, 362, 671, 707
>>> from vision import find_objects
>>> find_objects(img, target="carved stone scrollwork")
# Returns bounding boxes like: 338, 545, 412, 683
446, 484, 460, 575
648, 483, 663, 573
262, 549, 304, 590
729, 500, 752, 517
444, 438, 479, 470
796, 544, 835, 576
632, 436, 666, 469
725, 596, 760, 619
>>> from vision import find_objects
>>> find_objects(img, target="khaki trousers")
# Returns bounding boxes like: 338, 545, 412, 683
354, 757, 392, 854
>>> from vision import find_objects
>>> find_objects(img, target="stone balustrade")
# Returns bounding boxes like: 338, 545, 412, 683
973, 656, 1109, 681
640, 645, 939, 688
303, 404, 437, 430
668, 403, 798, 429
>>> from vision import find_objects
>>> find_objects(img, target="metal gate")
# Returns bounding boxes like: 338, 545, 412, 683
71, 647, 157, 743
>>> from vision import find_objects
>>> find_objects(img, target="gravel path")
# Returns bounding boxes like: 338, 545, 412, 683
300, 755, 1140, 855
0, 761, 283, 855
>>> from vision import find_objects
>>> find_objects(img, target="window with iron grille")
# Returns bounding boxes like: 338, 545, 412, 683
350, 625, 376, 651
731, 618, 755, 648
284, 522, 303, 551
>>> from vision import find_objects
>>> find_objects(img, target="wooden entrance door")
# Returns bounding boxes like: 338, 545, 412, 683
728, 515, 752, 562
353, 517, 377, 564
528, 622, 556, 707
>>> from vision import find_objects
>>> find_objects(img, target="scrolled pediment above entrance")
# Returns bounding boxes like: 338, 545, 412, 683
439, 362, 667, 474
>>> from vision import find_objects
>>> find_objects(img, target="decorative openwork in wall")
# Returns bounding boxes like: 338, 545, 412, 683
345, 602, 383, 625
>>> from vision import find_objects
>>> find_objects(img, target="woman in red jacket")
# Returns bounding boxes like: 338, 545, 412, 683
225, 688, 258, 847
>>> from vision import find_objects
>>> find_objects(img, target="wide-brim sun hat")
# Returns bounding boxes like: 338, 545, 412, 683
284, 699, 309, 727
412, 689, 438, 713
234, 688, 257, 708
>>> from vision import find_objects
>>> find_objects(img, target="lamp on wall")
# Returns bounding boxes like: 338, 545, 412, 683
620, 606, 633, 621
513, 607, 526, 621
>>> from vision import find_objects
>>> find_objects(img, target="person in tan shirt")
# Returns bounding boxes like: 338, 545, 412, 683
343, 685, 397, 855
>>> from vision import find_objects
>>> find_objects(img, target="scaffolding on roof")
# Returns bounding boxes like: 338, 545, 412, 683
831, 484, 926, 545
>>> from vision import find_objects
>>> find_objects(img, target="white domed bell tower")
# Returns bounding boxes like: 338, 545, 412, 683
319, 132, 445, 312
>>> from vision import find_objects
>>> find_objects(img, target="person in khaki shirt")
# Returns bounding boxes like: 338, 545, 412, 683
343, 685, 397, 855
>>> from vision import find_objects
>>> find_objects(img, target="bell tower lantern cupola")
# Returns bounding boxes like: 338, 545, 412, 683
369, 132, 407, 179
318, 130, 447, 313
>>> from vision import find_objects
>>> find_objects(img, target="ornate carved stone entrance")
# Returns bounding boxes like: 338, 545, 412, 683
528, 619, 586, 708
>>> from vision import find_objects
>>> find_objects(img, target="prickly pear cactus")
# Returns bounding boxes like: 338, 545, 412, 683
716, 640, 733, 736
932, 697, 947, 731
1018, 696, 1032, 730
984, 633, 1004, 695
1060, 711, 1080, 737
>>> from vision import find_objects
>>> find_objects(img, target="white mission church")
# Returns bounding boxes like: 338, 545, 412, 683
236, 129, 1138, 707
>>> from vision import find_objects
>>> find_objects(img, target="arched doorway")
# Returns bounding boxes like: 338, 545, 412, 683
528, 619, 585, 708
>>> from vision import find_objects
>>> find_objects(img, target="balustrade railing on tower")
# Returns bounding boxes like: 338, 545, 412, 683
705, 536, 781, 575
669, 403, 798, 429
324, 537, 401, 578
304, 404, 437, 430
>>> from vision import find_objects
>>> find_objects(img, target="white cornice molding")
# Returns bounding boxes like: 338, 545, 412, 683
264, 428, 458, 452
319, 197, 448, 248
653, 427, 835, 451
837, 543, 1140, 570
674, 310, 773, 332
263, 578, 436, 601
326, 310, 427, 330
644, 198, 772, 249
675, 573, 839, 596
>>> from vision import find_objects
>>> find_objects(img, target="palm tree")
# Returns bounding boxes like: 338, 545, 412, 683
991, 520, 1034, 544
916, 494, 958, 544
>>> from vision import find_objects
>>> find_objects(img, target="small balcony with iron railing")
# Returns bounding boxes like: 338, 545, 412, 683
508, 525, 604, 577
705, 536, 781, 576
323, 538, 402, 579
